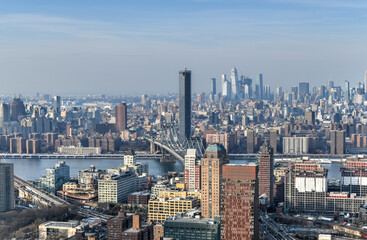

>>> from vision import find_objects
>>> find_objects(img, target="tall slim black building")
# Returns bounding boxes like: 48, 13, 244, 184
299, 82, 310, 98
210, 78, 216, 101
179, 69, 191, 142
10, 98, 25, 121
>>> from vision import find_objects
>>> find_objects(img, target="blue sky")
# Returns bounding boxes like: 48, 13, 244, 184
0, 0, 366, 95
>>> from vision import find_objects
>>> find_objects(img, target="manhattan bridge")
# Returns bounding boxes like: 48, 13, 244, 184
147, 123, 206, 162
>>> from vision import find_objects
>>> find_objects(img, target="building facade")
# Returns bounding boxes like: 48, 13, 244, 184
179, 69, 191, 142
258, 140, 274, 206
116, 102, 127, 132
221, 164, 259, 240
201, 144, 229, 218
0, 162, 14, 212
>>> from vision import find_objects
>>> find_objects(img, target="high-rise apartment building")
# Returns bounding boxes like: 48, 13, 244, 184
115, 102, 127, 132
0, 162, 14, 212
210, 78, 216, 102
330, 130, 345, 155
10, 98, 25, 121
258, 140, 274, 206
283, 137, 311, 154
0, 103, 10, 128
179, 69, 191, 142
201, 144, 229, 218
184, 149, 201, 190
221, 164, 259, 240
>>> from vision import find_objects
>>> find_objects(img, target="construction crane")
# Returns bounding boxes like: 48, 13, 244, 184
82, 170, 96, 192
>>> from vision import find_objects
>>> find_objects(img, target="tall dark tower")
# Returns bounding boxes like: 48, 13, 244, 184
210, 78, 216, 101
115, 102, 127, 132
179, 69, 191, 142
10, 98, 25, 121
258, 139, 274, 207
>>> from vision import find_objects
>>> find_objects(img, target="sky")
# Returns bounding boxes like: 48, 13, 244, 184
0, 0, 366, 96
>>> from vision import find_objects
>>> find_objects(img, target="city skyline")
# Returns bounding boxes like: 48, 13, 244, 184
0, 0, 366, 95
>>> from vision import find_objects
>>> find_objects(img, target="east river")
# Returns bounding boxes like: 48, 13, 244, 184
6, 158, 343, 181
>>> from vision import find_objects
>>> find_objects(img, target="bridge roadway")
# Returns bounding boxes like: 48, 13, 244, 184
14, 175, 70, 206
259, 211, 295, 240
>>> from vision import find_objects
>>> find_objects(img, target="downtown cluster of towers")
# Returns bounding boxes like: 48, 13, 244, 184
210, 67, 268, 102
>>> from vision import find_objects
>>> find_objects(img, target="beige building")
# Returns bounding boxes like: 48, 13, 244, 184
148, 197, 200, 223
201, 144, 229, 219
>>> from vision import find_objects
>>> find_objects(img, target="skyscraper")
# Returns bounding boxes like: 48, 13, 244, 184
0, 103, 10, 128
230, 67, 238, 99
179, 69, 191, 142
258, 74, 263, 99
115, 102, 127, 132
221, 164, 259, 240
222, 80, 231, 100
10, 98, 25, 121
258, 140, 274, 206
345, 80, 350, 101
299, 82, 310, 98
201, 144, 229, 218
364, 70, 367, 94
305, 110, 315, 126
270, 130, 277, 154
53, 96, 61, 114
0, 162, 14, 212
210, 78, 216, 102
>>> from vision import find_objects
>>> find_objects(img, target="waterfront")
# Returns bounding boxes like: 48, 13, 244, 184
6, 158, 343, 181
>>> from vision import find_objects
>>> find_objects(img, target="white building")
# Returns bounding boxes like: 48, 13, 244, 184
283, 137, 311, 154
98, 171, 137, 203
39, 221, 82, 240
58, 146, 101, 155
184, 149, 200, 190
124, 149, 136, 166
230, 67, 238, 98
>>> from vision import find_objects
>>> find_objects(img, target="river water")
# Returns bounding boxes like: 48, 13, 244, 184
6, 158, 342, 181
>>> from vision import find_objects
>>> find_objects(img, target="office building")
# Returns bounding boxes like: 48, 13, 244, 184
247, 129, 255, 154
179, 69, 191, 142
98, 171, 137, 203
210, 78, 216, 101
128, 192, 151, 205
10, 98, 25, 121
116, 102, 127, 132
330, 130, 345, 155
0, 103, 10, 128
201, 144, 229, 218
299, 82, 310, 97
221, 164, 259, 240
184, 149, 201, 190
53, 96, 61, 114
148, 197, 200, 223
222, 79, 231, 101
164, 216, 221, 240
0, 162, 14, 212
230, 67, 238, 99
283, 137, 311, 154
258, 140, 274, 206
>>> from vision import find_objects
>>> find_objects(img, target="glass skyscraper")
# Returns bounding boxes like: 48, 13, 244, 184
179, 69, 191, 142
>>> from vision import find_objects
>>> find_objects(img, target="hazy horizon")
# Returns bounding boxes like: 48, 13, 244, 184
1, 0, 366, 95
